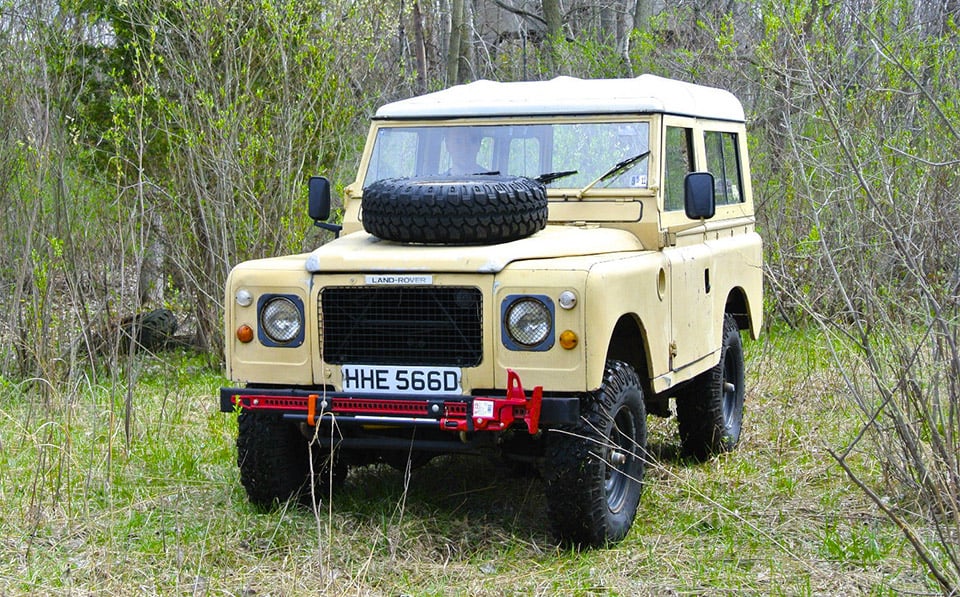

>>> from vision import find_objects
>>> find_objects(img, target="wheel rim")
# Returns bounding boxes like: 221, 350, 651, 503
604, 405, 637, 514
721, 348, 742, 431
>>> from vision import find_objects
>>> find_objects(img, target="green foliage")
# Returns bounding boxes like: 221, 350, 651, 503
821, 521, 900, 566
26, 0, 397, 357
550, 35, 633, 79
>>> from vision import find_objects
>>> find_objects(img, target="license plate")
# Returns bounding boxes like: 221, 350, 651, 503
341, 365, 462, 395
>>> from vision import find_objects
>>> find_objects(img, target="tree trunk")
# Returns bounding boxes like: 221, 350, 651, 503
457, 0, 475, 83
634, 0, 654, 32
446, 0, 464, 84
138, 209, 165, 307
600, 5, 616, 44
412, 0, 427, 93
541, 0, 562, 72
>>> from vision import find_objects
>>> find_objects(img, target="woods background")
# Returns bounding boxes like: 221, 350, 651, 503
0, 0, 958, 591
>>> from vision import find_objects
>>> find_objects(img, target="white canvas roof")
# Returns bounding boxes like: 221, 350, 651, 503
375, 75, 745, 122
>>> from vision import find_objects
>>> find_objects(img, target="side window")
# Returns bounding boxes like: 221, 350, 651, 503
664, 126, 694, 211
704, 130, 744, 205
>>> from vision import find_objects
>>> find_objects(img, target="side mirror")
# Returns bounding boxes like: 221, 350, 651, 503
308, 176, 342, 236
308, 176, 332, 221
684, 172, 716, 220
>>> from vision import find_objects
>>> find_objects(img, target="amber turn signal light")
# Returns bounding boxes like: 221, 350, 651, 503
236, 324, 254, 343
559, 330, 578, 349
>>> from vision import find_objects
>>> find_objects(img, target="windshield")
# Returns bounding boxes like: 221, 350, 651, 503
363, 121, 650, 190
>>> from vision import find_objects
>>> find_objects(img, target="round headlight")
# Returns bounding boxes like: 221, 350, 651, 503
260, 297, 302, 344
505, 298, 552, 347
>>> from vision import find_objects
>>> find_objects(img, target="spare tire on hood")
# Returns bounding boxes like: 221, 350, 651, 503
361, 175, 548, 245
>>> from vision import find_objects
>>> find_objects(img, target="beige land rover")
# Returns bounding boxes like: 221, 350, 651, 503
219, 75, 763, 546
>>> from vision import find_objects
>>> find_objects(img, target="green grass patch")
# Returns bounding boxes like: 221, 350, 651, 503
0, 330, 942, 595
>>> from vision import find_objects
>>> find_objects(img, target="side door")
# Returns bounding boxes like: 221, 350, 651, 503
660, 117, 716, 374
701, 121, 762, 336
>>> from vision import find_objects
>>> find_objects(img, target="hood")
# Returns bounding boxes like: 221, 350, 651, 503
305, 225, 644, 274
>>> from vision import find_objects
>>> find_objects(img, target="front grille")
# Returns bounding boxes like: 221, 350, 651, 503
320, 286, 483, 367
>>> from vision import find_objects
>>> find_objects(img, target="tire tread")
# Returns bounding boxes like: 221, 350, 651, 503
362, 176, 548, 245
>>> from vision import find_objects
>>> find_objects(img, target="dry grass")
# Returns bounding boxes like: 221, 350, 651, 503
0, 328, 941, 595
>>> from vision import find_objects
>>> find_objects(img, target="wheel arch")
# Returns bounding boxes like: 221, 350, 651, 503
725, 285, 761, 339
603, 313, 654, 398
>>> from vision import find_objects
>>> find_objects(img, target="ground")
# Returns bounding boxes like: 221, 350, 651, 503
0, 328, 938, 595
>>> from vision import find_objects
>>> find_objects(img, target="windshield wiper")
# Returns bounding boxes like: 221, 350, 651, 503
580, 150, 650, 194
535, 170, 578, 185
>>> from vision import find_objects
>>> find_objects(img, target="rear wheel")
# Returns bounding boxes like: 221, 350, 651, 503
542, 360, 647, 547
237, 412, 345, 508
676, 314, 745, 459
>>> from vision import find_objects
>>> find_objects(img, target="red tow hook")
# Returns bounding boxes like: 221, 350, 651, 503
471, 369, 543, 434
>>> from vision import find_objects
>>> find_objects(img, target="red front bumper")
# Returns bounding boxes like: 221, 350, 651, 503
221, 369, 547, 435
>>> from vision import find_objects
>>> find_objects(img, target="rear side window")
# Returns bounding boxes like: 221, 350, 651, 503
704, 130, 743, 205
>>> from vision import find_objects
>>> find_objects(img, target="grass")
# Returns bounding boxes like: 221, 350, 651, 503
0, 328, 941, 595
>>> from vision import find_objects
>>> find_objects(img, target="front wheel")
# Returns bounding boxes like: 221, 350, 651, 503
237, 412, 345, 508
676, 314, 746, 459
541, 360, 648, 547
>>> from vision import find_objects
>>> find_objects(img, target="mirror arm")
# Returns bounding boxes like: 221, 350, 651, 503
314, 221, 342, 237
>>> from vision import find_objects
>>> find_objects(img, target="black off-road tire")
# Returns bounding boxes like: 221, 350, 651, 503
136, 308, 178, 350
361, 175, 548, 245
676, 314, 745, 460
237, 411, 345, 508
541, 360, 648, 547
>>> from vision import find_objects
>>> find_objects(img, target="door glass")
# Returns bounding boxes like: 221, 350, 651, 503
664, 126, 694, 211
704, 130, 744, 205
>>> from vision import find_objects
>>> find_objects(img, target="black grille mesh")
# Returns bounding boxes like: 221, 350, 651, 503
320, 286, 482, 367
